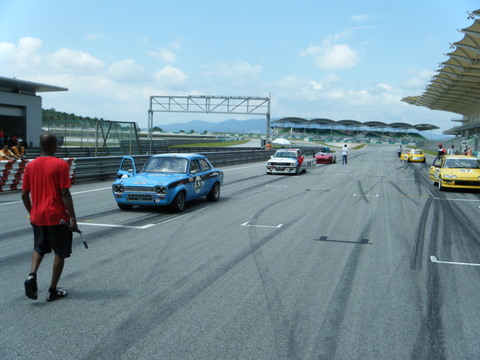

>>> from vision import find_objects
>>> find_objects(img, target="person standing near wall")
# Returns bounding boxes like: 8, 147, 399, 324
447, 145, 458, 155
21, 133, 78, 302
341, 144, 349, 165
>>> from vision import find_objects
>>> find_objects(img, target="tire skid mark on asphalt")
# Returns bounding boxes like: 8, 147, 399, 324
311, 221, 373, 359
84, 200, 300, 360
246, 208, 305, 359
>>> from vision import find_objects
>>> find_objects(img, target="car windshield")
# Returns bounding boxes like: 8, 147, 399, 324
142, 157, 188, 173
411, 150, 423, 154
444, 158, 480, 169
275, 151, 297, 158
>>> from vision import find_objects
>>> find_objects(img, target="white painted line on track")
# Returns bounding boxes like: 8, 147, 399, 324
77, 222, 155, 229
266, 185, 288, 188
72, 187, 111, 195
241, 222, 283, 229
430, 255, 480, 267
353, 194, 379, 197
0, 200, 22, 206
223, 164, 264, 172
1, 186, 112, 206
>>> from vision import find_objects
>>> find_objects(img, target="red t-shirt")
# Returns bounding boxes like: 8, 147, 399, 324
22, 157, 71, 226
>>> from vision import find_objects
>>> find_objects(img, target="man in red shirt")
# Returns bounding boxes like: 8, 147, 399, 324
21, 133, 78, 302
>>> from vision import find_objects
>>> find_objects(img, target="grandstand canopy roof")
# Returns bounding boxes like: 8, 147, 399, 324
363, 121, 388, 128
389, 122, 414, 129
413, 124, 439, 131
336, 119, 361, 126
401, 12, 480, 117
0, 76, 68, 95
272, 117, 305, 124
271, 117, 436, 132
309, 118, 335, 125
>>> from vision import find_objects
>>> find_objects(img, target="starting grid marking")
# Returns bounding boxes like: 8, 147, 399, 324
77, 222, 155, 229
241, 222, 283, 229
426, 188, 480, 202
430, 255, 480, 267
353, 194, 379, 197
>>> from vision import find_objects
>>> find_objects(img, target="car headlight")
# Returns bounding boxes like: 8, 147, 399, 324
113, 184, 124, 193
443, 174, 457, 179
154, 186, 167, 195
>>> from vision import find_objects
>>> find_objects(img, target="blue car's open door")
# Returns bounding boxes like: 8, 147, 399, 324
116, 156, 137, 178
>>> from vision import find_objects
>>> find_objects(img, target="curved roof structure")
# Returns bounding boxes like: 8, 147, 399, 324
272, 117, 305, 125
363, 121, 388, 128
0, 76, 68, 95
272, 117, 435, 132
389, 122, 414, 129
336, 119, 361, 126
309, 118, 335, 125
402, 11, 480, 117
413, 124, 439, 131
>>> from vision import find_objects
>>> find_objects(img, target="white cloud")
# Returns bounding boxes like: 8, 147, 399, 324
154, 65, 187, 88
315, 44, 360, 70
301, 36, 360, 70
202, 61, 262, 87
0, 37, 43, 74
48, 48, 105, 74
147, 48, 177, 62
107, 59, 147, 82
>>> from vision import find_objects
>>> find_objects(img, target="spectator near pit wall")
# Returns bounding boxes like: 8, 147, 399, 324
11, 139, 26, 160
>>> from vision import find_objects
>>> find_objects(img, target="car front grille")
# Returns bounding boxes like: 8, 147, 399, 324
127, 194, 154, 201
454, 180, 480, 187
269, 162, 294, 166
123, 186, 154, 193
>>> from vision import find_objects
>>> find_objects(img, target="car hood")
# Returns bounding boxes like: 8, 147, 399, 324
440, 168, 480, 179
268, 157, 297, 163
119, 172, 187, 185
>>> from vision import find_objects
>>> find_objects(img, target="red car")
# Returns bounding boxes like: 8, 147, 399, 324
315, 151, 336, 164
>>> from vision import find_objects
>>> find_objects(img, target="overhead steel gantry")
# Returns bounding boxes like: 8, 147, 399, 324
148, 95, 271, 148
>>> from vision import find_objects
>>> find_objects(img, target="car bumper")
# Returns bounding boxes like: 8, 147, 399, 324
113, 192, 174, 206
266, 165, 297, 174
440, 179, 480, 189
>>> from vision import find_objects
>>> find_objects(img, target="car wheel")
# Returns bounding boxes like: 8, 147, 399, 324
206, 182, 220, 202
118, 203, 133, 210
170, 191, 186, 212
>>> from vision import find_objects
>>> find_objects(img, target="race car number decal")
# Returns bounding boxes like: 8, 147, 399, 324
194, 176, 203, 193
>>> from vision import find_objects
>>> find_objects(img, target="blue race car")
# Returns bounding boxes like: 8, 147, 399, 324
112, 153, 223, 212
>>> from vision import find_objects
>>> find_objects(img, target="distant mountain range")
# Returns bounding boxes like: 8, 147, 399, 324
157, 118, 267, 134
153, 118, 451, 140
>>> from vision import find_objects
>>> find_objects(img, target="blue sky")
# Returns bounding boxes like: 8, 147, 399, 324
0, 0, 478, 133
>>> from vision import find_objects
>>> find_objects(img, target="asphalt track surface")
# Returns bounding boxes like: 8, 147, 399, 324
1, 145, 480, 360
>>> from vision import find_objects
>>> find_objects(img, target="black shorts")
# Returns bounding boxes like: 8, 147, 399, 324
31, 223, 73, 258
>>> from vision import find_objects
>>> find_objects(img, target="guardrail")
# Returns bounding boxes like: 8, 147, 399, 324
1, 147, 323, 190
70, 147, 323, 183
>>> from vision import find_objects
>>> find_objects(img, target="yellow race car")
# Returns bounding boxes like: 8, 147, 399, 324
401, 148, 426, 162
429, 155, 480, 191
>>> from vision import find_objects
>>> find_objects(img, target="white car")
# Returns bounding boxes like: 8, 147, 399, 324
266, 149, 315, 175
